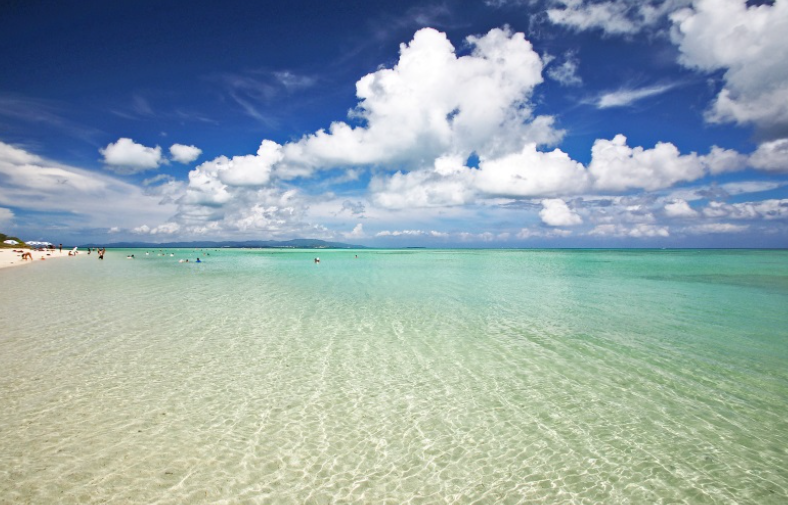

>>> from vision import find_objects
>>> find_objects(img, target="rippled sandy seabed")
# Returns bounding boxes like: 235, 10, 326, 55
1, 249, 787, 504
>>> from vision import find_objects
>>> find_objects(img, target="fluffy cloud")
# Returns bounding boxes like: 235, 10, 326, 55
100, 138, 163, 173
343, 223, 365, 238
475, 143, 590, 197
369, 156, 477, 209
182, 140, 282, 209
664, 199, 698, 218
169, 144, 202, 164
369, 144, 591, 209
704, 145, 748, 174
545, 1, 788, 134
589, 134, 707, 191
749, 138, 788, 172
539, 198, 583, 226
277, 26, 558, 178
670, 0, 788, 133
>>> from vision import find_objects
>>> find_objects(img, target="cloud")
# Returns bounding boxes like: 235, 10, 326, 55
100, 138, 163, 174
0, 207, 13, 224
277, 26, 559, 178
0, 141, 178, 231
720, 181, 786, 196
589, 134, 707, 191
214, 70, 315, 125
369, 143, 590, 209
663, 199, 698, 218
749, 138, 788, 172
543, 1, 788, 135
596, 83, 676, 108
175, 182, 320, 239
375, 229, 448, 238
369, 164, 477, 209
546, 52, 582, 86
705, 145, 748, 174
475, 142, 591, 197
516, 227, 573, 239
539, 198, 583, 226
589, 223, 669, 237
185, 141, 282, 199
343, 223, 366, 238
684, 222, 749, 234
133, 222, 181, 235
670, 0, 788, 133
169, 144, 202, 164
546, 0, 690, 36
702, 199, 788, 221
341, 200, 366, 216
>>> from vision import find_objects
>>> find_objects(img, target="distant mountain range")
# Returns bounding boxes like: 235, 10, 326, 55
79, 238, 366, 249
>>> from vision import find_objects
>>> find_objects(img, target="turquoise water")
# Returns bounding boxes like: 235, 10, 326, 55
1, 248, 787, 504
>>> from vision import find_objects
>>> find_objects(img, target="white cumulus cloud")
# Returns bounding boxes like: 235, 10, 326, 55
100, 138, 163, 174
664, 199, 698, 218
749, 138, 788, 172
670, 0, 788, 133
344, 223, 365, 239
539, 198, 583, 226
169, 144, 202, 164
277, 26, 558, 179
589, 134, 706, 191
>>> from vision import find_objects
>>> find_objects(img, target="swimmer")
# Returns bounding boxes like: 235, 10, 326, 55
314, 257, 320, 264
196, 258, 201, 263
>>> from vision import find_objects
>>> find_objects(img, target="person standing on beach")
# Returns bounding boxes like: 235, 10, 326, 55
59, 243, 62, 253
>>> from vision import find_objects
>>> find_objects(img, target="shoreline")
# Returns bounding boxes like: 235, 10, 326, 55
0, 248, 86, 270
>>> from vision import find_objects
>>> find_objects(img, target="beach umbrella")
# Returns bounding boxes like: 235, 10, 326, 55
3, 239, 19, 245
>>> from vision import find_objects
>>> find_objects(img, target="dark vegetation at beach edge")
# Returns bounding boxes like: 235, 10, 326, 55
0, 232, 27, 248
79, 238, 366, 249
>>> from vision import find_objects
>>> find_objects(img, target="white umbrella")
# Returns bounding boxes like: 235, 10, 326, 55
3, 239, 19, 245
27, 241, 52, 246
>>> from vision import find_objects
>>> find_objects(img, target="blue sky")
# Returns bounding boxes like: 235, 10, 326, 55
1, 0, 787, 247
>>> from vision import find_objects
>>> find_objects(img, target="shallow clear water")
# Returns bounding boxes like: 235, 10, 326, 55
1, 248, 787, 504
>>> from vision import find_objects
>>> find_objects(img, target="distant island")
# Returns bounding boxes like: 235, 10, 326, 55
79, 238, 366, 249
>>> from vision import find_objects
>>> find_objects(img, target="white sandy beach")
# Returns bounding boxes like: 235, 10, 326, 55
0, 248, 86, 270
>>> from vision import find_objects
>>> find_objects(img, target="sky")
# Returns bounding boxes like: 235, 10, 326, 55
1, 0, 787, 248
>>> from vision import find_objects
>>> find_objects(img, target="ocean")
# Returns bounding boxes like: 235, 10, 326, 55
1, 248, 786, 504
